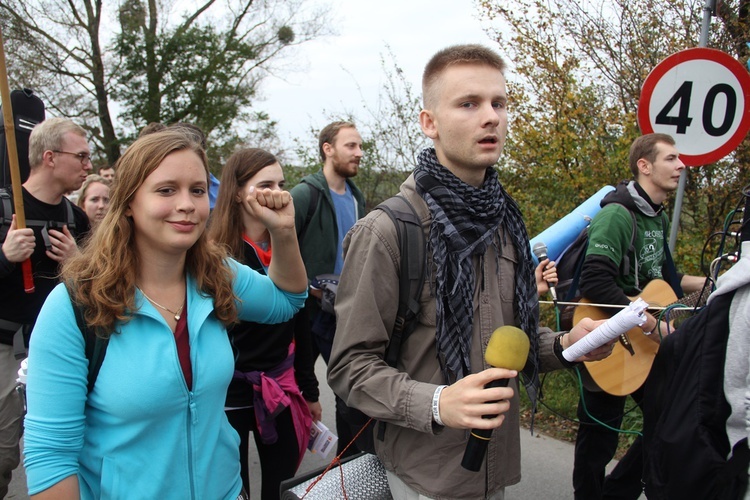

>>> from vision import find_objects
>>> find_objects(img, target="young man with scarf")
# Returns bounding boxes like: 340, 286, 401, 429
327, 44, 611, 500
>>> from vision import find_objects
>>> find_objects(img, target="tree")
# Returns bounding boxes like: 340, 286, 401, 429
0, 0, 331, 164
480, 0, 749, 270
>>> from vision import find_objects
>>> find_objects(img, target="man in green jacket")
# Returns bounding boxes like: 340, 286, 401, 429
290, 120, 366, 456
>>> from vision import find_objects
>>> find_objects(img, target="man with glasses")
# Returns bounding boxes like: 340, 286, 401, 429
0, 117, 91, 497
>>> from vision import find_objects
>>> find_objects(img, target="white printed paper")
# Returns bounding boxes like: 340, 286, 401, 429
308, 420, 338, 458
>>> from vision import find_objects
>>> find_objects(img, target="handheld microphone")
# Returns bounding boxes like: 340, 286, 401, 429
532, 242, 558, 303
461, 326, 530, 472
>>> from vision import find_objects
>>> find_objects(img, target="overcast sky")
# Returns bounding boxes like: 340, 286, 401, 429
255, 0, 496, 150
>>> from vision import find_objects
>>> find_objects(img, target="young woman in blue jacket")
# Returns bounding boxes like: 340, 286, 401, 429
23, 129, 308, 500
209, 148, 322, 499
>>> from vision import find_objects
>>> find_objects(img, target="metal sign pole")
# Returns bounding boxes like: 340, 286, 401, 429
669, 0, 716, 250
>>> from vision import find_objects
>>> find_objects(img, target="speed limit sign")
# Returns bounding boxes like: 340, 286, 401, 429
638, 47, 750, 166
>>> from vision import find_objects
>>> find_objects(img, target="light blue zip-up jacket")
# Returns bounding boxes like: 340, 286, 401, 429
23, 259, 307, 499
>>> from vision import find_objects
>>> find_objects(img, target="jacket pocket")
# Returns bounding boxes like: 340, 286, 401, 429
498, 249, 518, 303
100, 456, 122, 500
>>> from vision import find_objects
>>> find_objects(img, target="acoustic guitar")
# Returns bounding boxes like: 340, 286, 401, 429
574, 279, 702, 396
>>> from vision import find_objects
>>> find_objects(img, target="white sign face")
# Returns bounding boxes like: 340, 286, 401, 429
638, 48, 750, 166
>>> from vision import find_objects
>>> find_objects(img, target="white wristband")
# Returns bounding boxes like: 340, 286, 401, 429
432, 385, 447, 426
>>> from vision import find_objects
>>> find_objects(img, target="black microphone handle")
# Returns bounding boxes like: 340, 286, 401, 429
460, 377, 510, 472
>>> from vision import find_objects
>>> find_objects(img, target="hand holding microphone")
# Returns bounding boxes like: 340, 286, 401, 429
460, 326, 530, 472
532, 242, 558, 304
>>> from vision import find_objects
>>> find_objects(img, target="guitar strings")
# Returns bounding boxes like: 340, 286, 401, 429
538, 300, 700, 311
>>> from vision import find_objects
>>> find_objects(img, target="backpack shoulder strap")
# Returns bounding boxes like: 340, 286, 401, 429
0, 189, 13, 242
375, 195, 426, 367
62, 197, 76, 233
609, 203, 639, 288
64, 282, 109, 393
374, 194, 426, 442
297, 183, 319, 243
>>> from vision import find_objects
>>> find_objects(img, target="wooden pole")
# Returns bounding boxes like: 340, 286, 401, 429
0, 26, 34, 293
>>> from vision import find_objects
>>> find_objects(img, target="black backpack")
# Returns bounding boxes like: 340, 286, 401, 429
64, 282, 109, 394
556, 203, 638, 303
642, 289, 749, 499
343, 194, 426, 454
0, 89, 45, 188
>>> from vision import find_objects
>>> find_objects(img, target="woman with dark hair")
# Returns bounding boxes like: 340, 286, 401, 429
23, 130, 307, 499
209, 148, 321, 500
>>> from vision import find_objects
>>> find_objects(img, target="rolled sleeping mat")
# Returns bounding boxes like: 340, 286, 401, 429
530, 185, 615, 265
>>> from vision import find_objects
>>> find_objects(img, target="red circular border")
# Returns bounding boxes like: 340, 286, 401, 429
638, 47, 750, 166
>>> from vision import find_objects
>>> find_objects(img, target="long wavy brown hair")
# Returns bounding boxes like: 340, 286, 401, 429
61, 129, 238, 338
208, 148, 279, 258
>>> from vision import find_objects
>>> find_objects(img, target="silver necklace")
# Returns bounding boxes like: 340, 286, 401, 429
137, 287, 185, 321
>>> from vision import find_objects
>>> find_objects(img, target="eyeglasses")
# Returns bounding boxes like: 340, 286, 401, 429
53, 150, 92, 165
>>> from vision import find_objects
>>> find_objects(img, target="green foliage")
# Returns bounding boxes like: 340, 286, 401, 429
277, 26, 295, 45
0, 0, 331, 164
481, 0, 748, 272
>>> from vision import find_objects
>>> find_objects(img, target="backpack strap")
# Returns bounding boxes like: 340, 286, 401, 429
0, 188, 77, 241
377, 195, 426, 367
374, 194, 426, 441
563, 226, 590, 302
64, 282, 109, 393
609, 203, 639, 290
0, 189, 13, 242
296, 184, 319, 243
62, 197, 76, 233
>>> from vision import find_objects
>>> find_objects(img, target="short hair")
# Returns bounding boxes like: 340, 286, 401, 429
98, 165, 115, 173
422, 44, 507, 108
629, 133, 676, 178
28, 118, 87, 168
318, 121, 356, 163
76, 174, 110, 208
209, 148, 279, 258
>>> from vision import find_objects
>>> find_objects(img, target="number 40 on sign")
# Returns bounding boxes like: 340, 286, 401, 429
638, 47, 750, 166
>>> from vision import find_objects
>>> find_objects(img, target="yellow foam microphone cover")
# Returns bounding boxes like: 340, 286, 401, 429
484, 326, 530, 371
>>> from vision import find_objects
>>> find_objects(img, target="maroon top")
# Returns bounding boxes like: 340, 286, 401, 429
173, 305, 191, 391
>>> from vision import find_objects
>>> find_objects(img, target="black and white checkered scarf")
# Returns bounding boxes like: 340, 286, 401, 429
414, 148, 539, 389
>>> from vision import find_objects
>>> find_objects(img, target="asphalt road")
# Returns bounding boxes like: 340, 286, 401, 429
9, 357, 629, 499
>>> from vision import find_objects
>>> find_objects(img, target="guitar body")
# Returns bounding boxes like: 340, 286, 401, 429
576, 279, 678, 396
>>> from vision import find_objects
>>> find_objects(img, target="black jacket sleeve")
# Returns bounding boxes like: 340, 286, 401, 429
580, 254, 632, 312
293, 308, 320, 402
